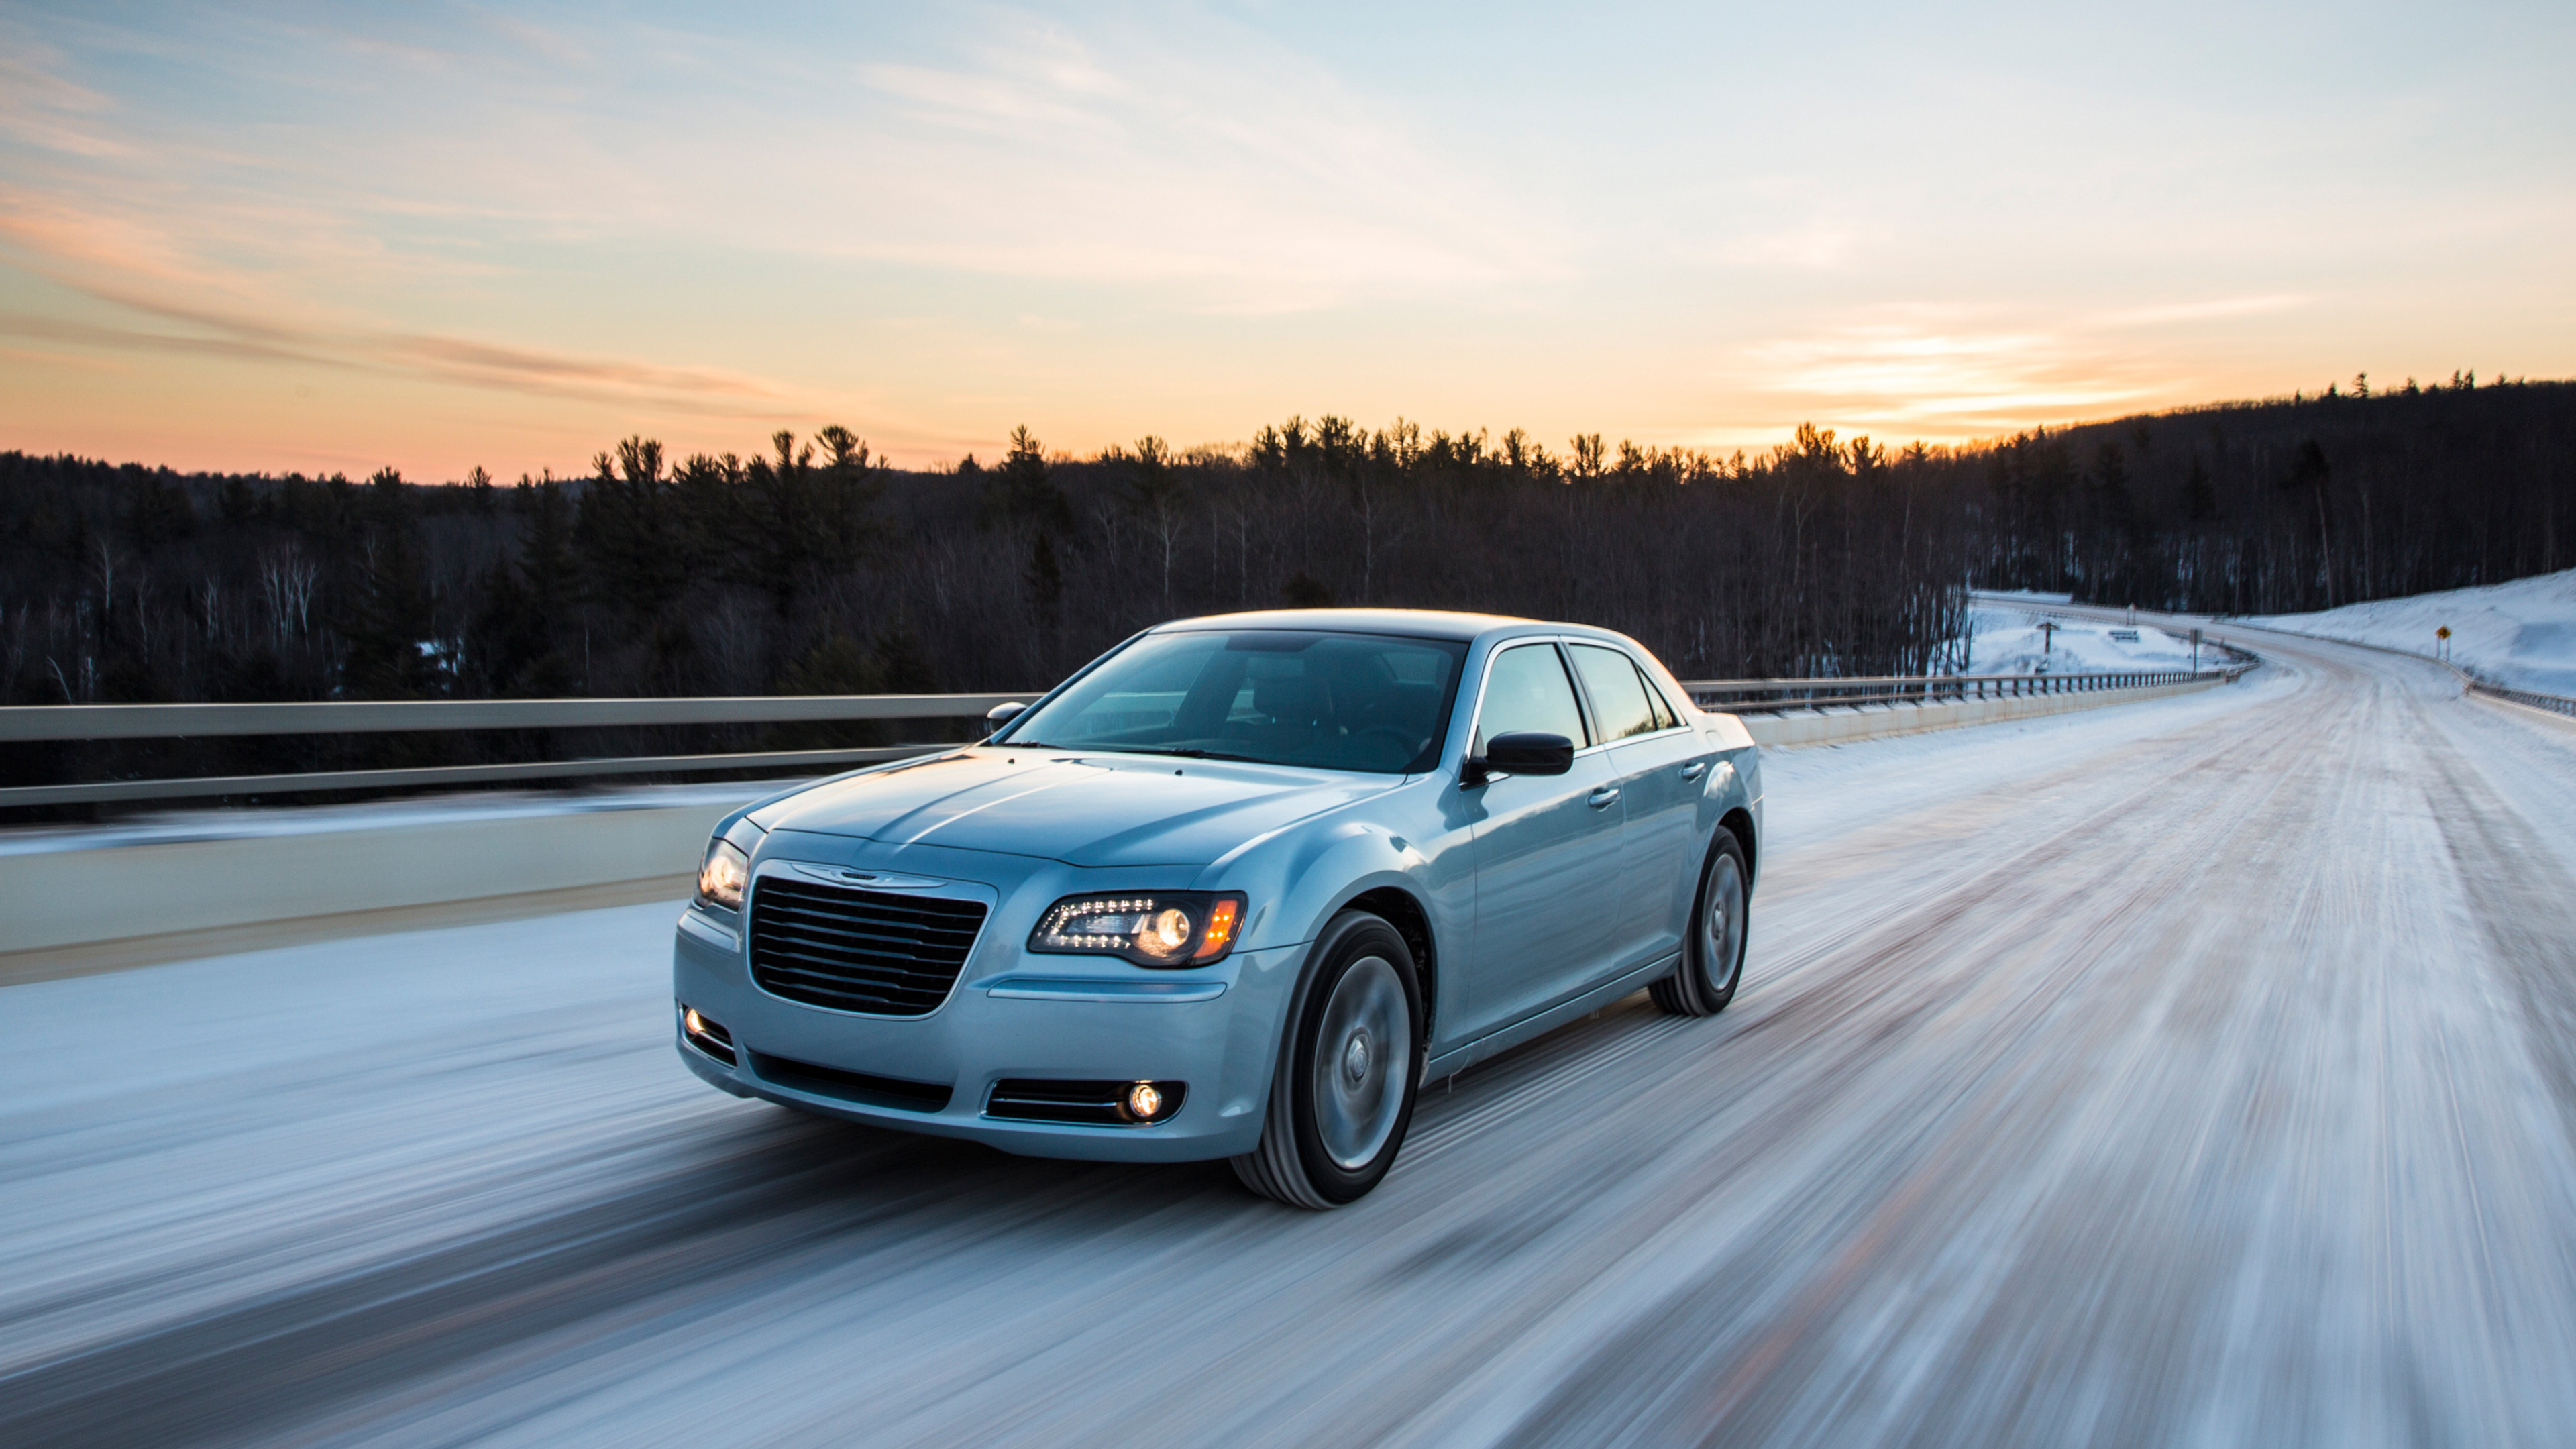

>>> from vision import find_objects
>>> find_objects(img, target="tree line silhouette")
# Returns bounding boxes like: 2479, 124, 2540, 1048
2, 376, 2568, 802
1972, 374, 2573, 614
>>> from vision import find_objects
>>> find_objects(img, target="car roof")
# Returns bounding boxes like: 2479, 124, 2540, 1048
1148, 607, 1637, 648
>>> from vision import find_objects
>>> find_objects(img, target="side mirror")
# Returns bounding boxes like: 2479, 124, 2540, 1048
985, 701, 1028, 737
1466, 731, 1574, 784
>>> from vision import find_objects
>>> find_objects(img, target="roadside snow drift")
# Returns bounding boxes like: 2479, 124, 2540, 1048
1959, 603, 2216, 676
2249, 566, 2576, 695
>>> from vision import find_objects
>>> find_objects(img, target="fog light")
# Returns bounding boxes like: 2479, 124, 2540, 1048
680, 1004, 737, 1065
1126, 1081, 1164, 1120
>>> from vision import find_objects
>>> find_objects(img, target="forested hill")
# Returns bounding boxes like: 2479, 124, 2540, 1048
1, 378, 2569, 720
1983, 374, 2573, 614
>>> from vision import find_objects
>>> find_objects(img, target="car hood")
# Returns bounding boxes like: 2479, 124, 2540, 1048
750, 749, 1401, 867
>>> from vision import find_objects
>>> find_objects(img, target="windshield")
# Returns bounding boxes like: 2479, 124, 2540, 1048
995, 629, 1469, 773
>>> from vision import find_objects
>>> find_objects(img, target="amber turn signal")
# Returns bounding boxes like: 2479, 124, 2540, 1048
1193, 898, 1241, 960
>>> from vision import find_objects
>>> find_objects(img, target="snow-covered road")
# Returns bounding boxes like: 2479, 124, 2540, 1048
6, 630, 2576, 1448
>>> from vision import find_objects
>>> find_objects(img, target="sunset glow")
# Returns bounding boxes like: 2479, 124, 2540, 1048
3, 2, 2571, 477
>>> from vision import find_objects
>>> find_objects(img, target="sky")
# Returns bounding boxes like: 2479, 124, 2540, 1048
2, 1, 2571, 478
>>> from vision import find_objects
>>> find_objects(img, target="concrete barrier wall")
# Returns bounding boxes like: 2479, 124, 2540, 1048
1, 801, 734, 982
1, 672, 2233, 981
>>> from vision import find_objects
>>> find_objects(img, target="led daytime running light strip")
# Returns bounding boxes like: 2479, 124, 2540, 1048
1041, 897, 1159, 949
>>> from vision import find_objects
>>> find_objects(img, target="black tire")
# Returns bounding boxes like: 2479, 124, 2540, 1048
1231, 910, 1424, 1208
1649, 831, 1750, 1017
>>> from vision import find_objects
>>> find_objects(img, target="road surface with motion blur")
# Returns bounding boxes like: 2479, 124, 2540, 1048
5, 625, 2576, 1448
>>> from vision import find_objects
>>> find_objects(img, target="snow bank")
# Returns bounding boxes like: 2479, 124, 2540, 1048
2248, 567, 2576, 696
1958, 604, 2216, 676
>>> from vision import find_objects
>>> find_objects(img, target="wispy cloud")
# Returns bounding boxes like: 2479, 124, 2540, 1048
0, 294, 799, 417
3, 5, 1556, 343
1739, 307, 2180, 439
2096, 294, 2312, 327
804, 11, 1556, 306
0, 46, 128, 158
386, 335, 783, 405
1699, 222, 1871, 272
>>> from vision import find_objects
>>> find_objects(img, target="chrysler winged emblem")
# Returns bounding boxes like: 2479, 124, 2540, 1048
787, 862, 947, 891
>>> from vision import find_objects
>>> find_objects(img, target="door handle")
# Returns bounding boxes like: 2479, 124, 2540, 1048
1680, 762, 1707, 780
1588, 786, 1620, 809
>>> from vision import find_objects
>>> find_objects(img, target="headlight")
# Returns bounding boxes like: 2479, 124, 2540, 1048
697, 837, 749, 912
1028, 892, 1246, 967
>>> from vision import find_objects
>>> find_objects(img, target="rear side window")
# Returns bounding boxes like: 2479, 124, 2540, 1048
1477, 644, 1589, 751
1570, 644, 1660, 741
1640, 667, 1680, 730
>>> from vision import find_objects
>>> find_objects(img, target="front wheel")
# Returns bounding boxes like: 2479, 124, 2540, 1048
1231, 911, 1424, 1208
1650, 832, 1749, 1017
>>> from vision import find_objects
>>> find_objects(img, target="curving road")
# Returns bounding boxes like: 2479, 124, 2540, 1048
6, 628, 2576, 1447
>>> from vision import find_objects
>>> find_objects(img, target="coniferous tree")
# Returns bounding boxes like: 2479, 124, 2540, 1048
2180, 455, 2217, 524
983, 426, 1070, 535
2282, 439, 2335, 607
1026, 532, 1064, 632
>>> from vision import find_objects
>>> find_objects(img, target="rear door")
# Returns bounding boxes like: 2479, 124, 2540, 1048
1460, 641, 1625, 1037
1569, 643, 1711, 968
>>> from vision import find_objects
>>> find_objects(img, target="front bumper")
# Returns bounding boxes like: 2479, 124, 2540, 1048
673, 904, 1301, 1162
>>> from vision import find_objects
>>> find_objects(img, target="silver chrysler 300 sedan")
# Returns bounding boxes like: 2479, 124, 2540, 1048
672, 608, 1761, 1207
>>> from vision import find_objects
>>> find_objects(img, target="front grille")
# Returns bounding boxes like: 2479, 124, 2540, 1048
747, 877, 987, 1016
749, 1051, 953, 1113
986, 1079, 1188, 1126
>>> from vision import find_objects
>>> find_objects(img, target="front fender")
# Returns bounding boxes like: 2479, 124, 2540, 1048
1203, 817, 1435, 955
1205, 789, 1468, 1022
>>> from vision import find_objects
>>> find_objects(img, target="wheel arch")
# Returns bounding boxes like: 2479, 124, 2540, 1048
1719, 806, 1758, 889
1337, 885, 1438, 1048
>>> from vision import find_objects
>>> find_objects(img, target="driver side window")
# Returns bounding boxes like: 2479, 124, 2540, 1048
1475, 644, 1589, 753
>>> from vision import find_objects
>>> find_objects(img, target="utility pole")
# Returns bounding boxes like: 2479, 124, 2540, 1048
2037, 619, 2059, 661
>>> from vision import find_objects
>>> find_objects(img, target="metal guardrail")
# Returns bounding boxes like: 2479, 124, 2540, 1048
0, 692, 1035, 809
2471, 682, 2576, 718
3, 663, 2253, 810
1680, 667, 2247, 712
0, 694, 1030, 742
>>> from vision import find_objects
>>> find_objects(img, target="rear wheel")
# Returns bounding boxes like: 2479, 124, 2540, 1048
1231, 911, 1424, 1208
1650, 833, 1749, 1017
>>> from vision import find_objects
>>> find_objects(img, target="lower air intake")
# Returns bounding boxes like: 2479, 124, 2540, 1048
749, 1051, 953, 1113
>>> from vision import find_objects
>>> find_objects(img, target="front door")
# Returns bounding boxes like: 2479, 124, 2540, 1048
1461, 641, 1626, 1036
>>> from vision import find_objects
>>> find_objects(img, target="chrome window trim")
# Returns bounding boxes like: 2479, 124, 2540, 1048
1462, 637, 1602, 762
